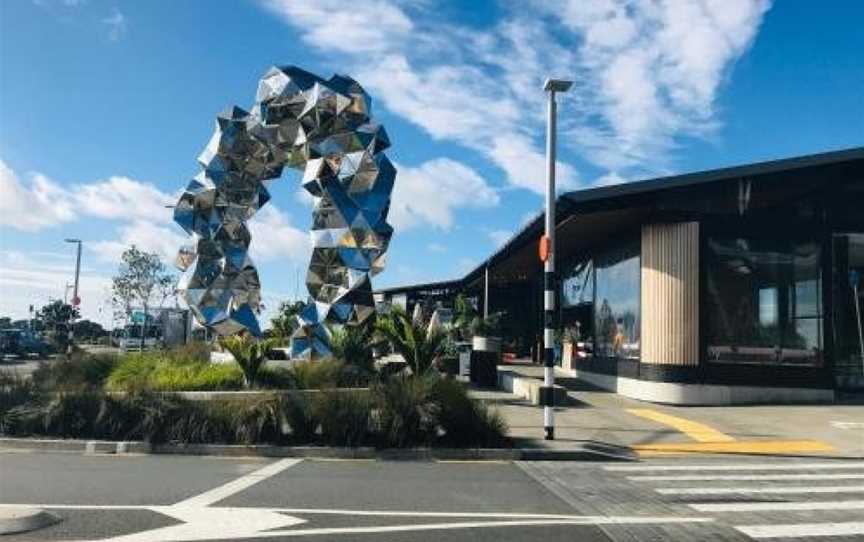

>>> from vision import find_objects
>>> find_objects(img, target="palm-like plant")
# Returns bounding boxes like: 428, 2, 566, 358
452, 294, 477, 340
218, 334, 277, 388
374, 307, 446, 376
329, 324, 374, 372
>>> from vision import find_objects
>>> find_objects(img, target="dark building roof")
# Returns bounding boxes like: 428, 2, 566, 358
376, 147, 864, 296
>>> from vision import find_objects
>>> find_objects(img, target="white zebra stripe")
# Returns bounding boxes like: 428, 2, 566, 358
629, 473, 864, 482
690, 499, 864, 513
735, 521, 864, 539
606, 461, 864, 472
656, 485, 864, 495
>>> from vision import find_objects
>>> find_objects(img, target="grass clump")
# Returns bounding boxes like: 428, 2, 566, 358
105, 353, 245, 392
315, 390, 372, 447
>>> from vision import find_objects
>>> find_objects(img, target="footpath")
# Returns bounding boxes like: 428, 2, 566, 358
479, 362, 864, 459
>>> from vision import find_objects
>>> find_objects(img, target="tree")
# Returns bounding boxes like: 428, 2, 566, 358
111, 246, 176, 350
270, 300, 305, 344
72, 320, 107, 342
37, 300, 80, 352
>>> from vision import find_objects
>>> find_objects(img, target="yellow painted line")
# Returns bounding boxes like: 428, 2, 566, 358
435, 460, 510, 464
306, 457, 376, 463
626, 408, 735, 442
634, 440, 836, 456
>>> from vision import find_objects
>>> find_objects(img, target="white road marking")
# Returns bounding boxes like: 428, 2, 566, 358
736, 521, 864, 539
629, 473, 864, 482
103, 507, 306, 542
258, 516, 714, 538
830, 421, 864, 430
657, 485, 864, 495
173, 457, 302, 508
0, 503, 715, 540
606, 461, 864, 472
690, 499, 864, 513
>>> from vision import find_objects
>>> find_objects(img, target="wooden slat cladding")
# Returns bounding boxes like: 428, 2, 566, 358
641, 222, 700, 366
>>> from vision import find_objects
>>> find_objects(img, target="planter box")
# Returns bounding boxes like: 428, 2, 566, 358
472, 336, 501, 352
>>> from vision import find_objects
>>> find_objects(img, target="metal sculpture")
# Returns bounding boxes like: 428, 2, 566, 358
173, 66, 395, 360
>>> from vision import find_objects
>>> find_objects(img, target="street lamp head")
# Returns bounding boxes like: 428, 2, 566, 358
543, 78, 573, 93
64, 238, 81, 243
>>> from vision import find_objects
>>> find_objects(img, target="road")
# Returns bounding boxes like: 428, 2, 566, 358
2, 451, 864, 541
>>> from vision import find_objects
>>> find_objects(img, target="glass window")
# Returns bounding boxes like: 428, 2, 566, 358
706, 237, 823, 365
562, 259, 593, 307
594, 243, 640, 359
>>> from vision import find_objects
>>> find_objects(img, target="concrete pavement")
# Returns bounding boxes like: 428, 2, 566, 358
476, 364, 864, 458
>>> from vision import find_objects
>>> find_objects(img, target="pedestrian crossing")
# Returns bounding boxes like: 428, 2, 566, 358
604, 460, 864, 540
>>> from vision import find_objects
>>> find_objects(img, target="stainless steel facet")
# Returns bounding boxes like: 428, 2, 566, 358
174, 66, 395, 359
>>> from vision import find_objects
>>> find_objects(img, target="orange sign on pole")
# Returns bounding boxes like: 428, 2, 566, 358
539, 235, 551, 262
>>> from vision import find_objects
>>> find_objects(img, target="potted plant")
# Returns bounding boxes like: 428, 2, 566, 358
468, 313, 502, 387
470, 314, 502, 353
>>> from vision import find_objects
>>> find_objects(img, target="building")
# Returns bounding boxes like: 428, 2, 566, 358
375, 148, 864, 404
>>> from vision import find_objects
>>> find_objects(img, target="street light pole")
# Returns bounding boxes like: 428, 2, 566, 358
65, 238, 83, 354
541, 78, 572, 441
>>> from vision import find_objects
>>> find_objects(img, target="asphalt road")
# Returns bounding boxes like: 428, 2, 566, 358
3, 451, 864, 541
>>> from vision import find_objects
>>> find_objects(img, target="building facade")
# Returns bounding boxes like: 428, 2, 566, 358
375, 148, 864, 404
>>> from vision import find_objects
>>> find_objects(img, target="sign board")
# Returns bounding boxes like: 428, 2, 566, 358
539, 235, 551, 262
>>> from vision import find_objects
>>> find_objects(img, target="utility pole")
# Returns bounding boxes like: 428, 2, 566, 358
540, 78, 572, 441
65, 238, 83, 354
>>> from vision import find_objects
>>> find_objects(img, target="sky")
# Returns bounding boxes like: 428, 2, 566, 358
0, 0, 862, 329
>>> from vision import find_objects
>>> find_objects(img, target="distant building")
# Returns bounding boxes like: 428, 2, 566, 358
375, 148, 864, 404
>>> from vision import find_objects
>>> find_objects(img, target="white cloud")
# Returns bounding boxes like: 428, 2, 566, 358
427, 243, 447, 253
389, 158, 499, 231
261, 1, 571, 195
0, 161, 76, 232
546, 0, 771, 171
88, 220, 187, 264
0, 250, 113, 327
261, 0, 770, 185
73, 176, 175, 224
593, 171, 628, 187
520, 211, 539, 227
488, 229, 512, 248
260, 0, 413, 54
488, 134, 578, 193
101, 8, 127, 41
455, 257, 477, 275
247, 205, 311, 264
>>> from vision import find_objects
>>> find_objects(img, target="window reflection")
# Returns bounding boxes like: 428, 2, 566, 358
594, 243, 640, 359
706, 237, 822, 365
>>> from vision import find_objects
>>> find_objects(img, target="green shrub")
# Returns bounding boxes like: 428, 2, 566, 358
431, 378, 507, 447
31, 353, 119, 391
168, 341, 212, 363
40, 392, 103, 438
227, 395, 287, 445
281, 394, 317, 444
106, 353, 244, 392
315, 390, 371, 447
330, 325, 375, 372
148, 363, 244, 391
257, 366, 296, 389
372, 374, 439, 447
290, 360, 360, 389
0, 371, 42, 434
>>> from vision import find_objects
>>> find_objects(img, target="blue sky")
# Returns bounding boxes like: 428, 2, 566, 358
1, 0, 862, 327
